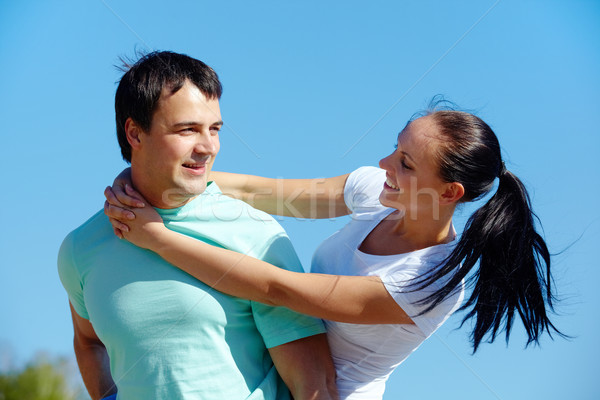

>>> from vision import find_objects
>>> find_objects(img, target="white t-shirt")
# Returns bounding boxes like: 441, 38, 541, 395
311, 166, 465, 400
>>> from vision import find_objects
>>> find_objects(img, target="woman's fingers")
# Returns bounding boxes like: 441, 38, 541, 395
110, 167, 144, 207
104, 200, 130, 239
112, 226, 124, 239
124, 184, 145, 207
104, 200, 135, 221
108, 217, 129, 235
109, 183, 145, 208
104, 201, 131, 235
105, 186, 125, 207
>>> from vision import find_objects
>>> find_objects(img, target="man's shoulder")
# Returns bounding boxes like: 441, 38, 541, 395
192, 185, 286, 234
58, 209, 115, 295
62, 209, 114, 248
176, 186, 296, 262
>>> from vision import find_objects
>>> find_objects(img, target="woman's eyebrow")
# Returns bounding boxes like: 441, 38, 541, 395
401, 151, 417, 165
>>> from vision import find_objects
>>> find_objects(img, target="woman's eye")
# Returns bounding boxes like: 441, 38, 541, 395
401, 160, 412, 170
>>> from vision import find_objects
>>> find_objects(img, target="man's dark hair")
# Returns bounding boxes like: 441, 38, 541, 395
115, 51, 223, 162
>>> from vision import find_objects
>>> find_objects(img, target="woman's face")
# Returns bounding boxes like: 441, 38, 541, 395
378, 116, 448, 220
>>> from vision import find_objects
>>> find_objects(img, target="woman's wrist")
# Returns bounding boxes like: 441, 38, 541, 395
149, 225, 178, 255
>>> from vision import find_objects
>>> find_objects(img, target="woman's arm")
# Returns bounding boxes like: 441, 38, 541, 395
211, 171, 352, 219
104, 193, 413, 325
108, 168, 351, 219
154, 228, 411, 324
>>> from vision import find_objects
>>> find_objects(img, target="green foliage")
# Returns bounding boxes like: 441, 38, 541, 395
0, 355, 87, 400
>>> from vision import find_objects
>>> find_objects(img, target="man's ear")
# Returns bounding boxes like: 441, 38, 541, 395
125, 118, 144, 150
440, 182, 465, 205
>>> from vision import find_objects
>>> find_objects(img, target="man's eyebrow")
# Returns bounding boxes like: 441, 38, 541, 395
172, 120, 223, 128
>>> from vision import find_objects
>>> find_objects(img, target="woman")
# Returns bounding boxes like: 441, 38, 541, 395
105, 109, 560, 400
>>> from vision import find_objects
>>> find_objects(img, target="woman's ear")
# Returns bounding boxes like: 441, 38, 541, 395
440, 182, 465, 205
125, 118, 143, 150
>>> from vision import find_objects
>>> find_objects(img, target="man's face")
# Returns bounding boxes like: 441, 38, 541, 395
132, 80, 222, 208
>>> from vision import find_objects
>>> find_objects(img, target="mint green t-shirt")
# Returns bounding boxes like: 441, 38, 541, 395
58, 182, 325, 399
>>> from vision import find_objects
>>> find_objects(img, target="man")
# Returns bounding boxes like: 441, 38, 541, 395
58, 51, 337, 400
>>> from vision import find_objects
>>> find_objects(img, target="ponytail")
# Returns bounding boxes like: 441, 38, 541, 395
409, 109, 562, 352
425, 170, 560, 351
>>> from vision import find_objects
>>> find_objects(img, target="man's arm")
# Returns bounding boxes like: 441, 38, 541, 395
70, 302, 117, 400
269, 333, 338, 400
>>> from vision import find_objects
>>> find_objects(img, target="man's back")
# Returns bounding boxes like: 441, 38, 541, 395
58, 182, 325, 399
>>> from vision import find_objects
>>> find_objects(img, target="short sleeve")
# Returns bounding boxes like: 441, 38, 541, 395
251, 234, 326, 348
380, 262, 463, 337
57, 231, 89, 319
343, 166, 386, 213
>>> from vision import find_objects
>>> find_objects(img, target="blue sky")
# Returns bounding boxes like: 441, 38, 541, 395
1, 1, 598, 398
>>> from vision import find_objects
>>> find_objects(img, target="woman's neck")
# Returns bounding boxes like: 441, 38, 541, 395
358, 208, 455, 256
386, 208, 456, 250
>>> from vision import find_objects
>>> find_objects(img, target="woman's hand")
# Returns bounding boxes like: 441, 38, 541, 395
103, 180, 167, 251
109, 167, 146, 209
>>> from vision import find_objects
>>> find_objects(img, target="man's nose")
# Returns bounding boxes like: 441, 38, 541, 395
193, 131, 218, 154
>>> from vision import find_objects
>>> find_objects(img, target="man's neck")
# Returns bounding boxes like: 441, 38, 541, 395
130, 169, 195, 210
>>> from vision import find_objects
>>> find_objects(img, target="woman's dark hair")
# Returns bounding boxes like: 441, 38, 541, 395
114, 51, 223, 162
412, 107, 562, 352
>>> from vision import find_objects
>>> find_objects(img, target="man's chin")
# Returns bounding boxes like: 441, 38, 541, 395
160, 185, 206, 208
